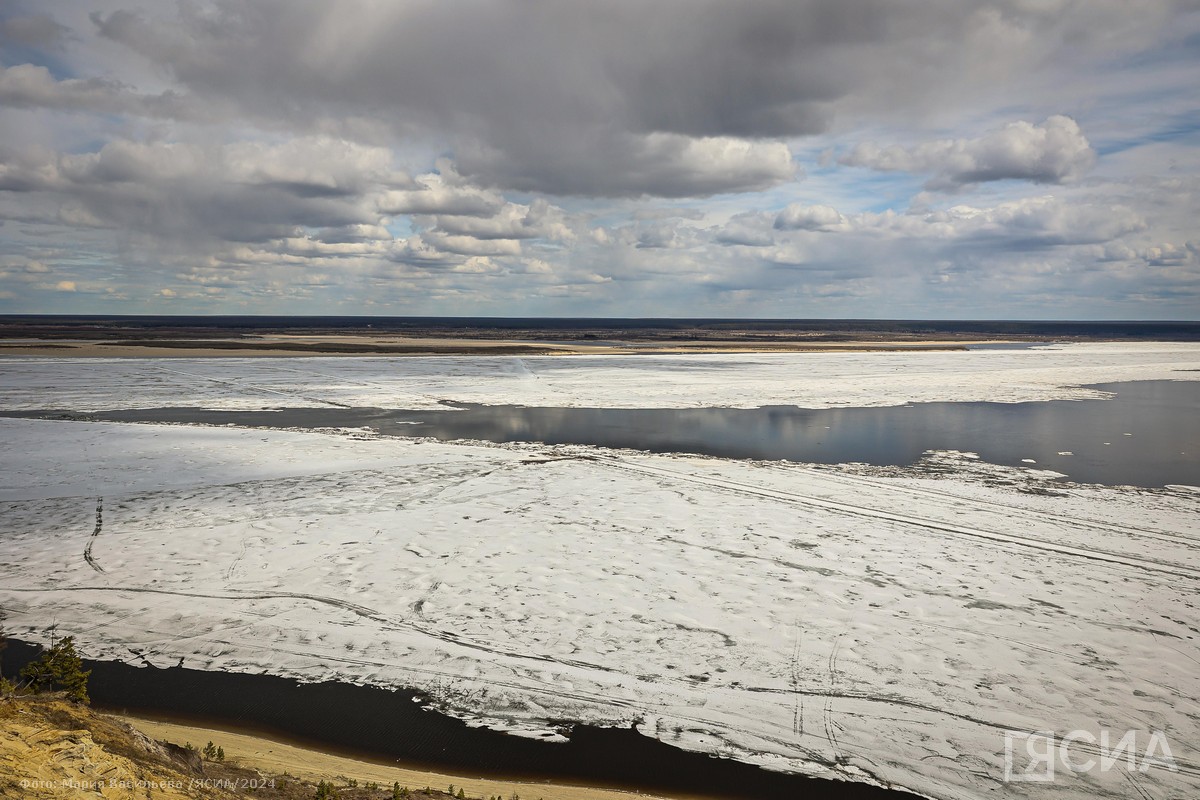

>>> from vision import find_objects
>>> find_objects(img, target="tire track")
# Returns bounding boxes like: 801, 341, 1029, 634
146, 363, 351, 408
786, 465, 1200, 549
1120, 766, 1154, 800
266, 362, 447, 408
790, 624, 803, 739
7, 588, 1198, 779
83, 497, 104, 573
224, 534, 265, 583
824, 633, 844, 762
2, 584, 620, 677
597, 457, 1200, 581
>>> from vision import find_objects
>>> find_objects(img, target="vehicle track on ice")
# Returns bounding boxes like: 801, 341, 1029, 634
783, 465, 1200, 549
8, 589, 1198, 778
595, 457, 1200, 581
83, 497, 104, 573
3, 584, 624, 678
146, 363, 352, 408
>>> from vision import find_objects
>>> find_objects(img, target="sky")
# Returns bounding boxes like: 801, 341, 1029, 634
1, 1, 1198, 319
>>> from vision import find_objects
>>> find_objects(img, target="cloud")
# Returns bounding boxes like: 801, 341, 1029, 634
1143, 241, 1197, 267
0, 13, 69, 47
6, 0, 1177, 201
420, 232, 522, 257
715, 212, 775, 247
840, 116, 1096, 189
12, 1, 813, 201
458, 133, 796, 198
632, 208, 706, 222
0, 137, 412, 243
81, 0, 1163, 198
774, 204, 846, 231
54, 280, 76, 291
927, 197, 1146, 247
771, 197, 1145, 249
430, 198, 573, 242
453, 133, 801, 199
0, 63, 196, 119
0, 134, 582, 284
701, 195, 1151, 295
635, 223, 682, 250
1, 0, 1197, 316
83, 1, 826, 197
377, 172, 503, 217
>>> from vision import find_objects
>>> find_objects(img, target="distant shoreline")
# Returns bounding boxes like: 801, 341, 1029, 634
0, 336, 985, 357
2, 315, 1194, 357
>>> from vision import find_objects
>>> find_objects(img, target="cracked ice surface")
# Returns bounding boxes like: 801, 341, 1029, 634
1, 345, 1198, 799
0, 342, 1197, 412
1, 414, 1198, 800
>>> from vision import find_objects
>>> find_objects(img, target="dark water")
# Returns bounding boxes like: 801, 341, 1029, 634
2, 639, 915, 799
3, 313, 1199, 339
14, 380, 1196, 488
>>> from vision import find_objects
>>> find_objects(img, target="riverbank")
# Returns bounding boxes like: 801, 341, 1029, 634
0, 692, 519, 800
13, 314, 1177, 358
1, 640, 921, 800
120, 714, 679, 800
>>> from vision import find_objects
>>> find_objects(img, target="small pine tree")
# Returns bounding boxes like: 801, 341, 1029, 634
0, 628, 15, 697
202, 741, 217, 760
315, 780, 340, 800
18, 636, 91, 703
457, 789, 466, 799
216, 746, 225, 762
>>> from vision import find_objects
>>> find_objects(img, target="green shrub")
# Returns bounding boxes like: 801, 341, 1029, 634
18, 636, 91, 703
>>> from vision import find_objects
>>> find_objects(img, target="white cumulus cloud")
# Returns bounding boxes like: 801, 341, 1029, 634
841, 116, 1096, 190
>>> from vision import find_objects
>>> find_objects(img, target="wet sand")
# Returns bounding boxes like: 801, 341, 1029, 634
121, 714, 679, 800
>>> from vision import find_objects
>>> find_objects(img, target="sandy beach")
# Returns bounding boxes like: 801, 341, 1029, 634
120, 714, 679, 800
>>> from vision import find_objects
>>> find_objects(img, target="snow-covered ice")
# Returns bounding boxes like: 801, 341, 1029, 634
0, 346, 1198, 800
0, 342, 1196, 412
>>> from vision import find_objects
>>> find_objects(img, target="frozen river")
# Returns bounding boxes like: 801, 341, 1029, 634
1, 343, 1198, 800
12, 378, 1195, 488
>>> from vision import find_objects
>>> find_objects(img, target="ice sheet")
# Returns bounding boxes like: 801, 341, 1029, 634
1, 417, 1197, 800
1, 342, 1197, 412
